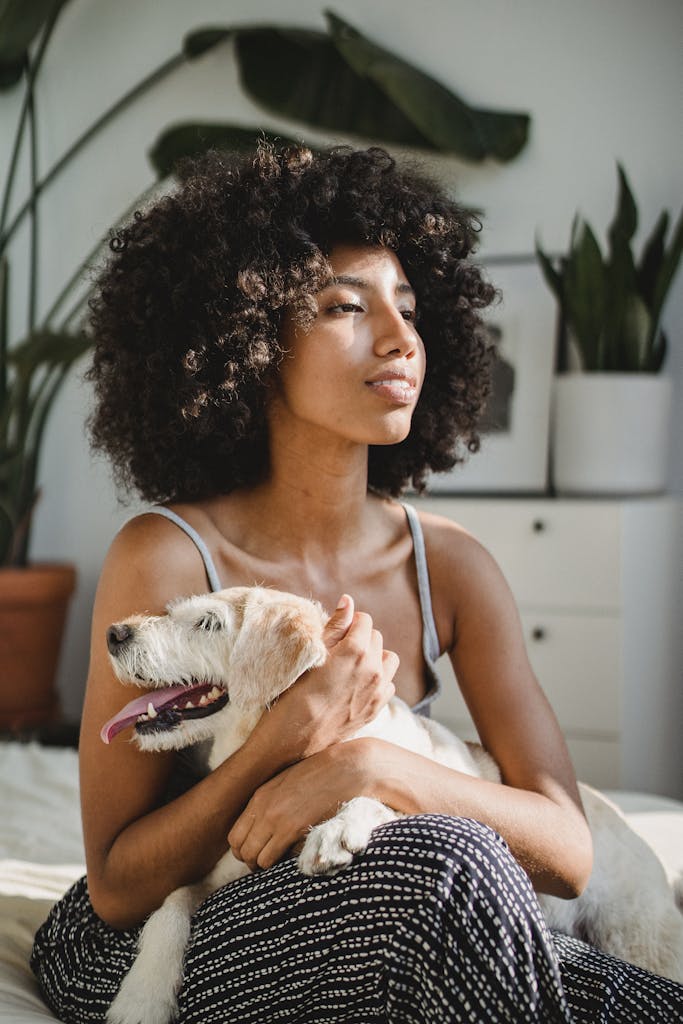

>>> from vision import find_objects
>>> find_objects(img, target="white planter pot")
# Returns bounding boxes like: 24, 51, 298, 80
552, 374, 673, 495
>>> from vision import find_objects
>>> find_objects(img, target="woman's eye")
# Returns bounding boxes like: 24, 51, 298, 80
401, 309, 417, 322
329, 302, 363, 314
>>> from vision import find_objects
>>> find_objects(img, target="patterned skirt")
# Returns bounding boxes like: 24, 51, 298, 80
31, 815, 683, 1023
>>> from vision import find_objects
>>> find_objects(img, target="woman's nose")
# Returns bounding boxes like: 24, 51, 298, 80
373, 307, 419, 357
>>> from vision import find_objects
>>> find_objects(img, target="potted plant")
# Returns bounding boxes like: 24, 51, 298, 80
1, 2, 533, 729
536, 165, 682, 494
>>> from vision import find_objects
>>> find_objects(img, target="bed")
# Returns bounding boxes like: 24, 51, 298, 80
2, 739, 683, 1022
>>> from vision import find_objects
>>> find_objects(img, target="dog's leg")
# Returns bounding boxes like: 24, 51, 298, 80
298, 796, 399, 876
106, 852, 250, 1024
106, 885, 199, 1024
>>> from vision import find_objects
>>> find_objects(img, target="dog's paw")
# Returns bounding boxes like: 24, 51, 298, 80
298, 797, 397, 877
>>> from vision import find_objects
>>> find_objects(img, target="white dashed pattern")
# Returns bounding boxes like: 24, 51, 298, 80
32, 815, 682, 1022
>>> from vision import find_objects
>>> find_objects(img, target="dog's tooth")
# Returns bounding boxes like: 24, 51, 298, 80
147, 703, 157, 719
185, 701, 195, 709
209, 686, 221, 699
199, 695, 209, 706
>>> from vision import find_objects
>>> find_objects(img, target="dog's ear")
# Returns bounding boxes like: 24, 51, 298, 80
227, 593, 327, 708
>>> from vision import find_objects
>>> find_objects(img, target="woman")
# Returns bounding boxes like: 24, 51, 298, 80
32, 145, 681, 1023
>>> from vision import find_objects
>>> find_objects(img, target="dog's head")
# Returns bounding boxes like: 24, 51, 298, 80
101, 587, 328, 751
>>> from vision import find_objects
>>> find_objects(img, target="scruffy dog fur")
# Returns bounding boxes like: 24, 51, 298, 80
102, 587, 683, 1024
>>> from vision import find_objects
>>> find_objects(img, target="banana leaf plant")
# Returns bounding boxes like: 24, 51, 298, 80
151, 11, 530, 174
0, 3, 532, 566
536, 165, 683, 372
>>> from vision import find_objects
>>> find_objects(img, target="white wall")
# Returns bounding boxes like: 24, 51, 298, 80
1, 0, 682, 718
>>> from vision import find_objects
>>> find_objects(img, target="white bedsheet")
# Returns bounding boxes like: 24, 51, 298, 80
1, 743, 85, 1022
1, 741, 682, 1023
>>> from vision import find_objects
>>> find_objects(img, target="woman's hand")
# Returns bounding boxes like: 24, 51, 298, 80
252, 594, 399, 763
228, 738, 380, 871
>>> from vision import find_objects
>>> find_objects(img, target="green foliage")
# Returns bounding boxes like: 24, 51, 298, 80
174, 13, 529, 164
0, 285, 90, 565
0, 4, 532, 564
150, 124, 303, 179
536, 165, 682, 372
0, 0, 65, 87
324, 12, 528, 161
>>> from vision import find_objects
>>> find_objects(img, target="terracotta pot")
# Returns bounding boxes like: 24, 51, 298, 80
0, 563, 76, 729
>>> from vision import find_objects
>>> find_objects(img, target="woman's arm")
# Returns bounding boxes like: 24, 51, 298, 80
229, 515, 592, 897
80, 516, 396, 929
425, 513, 593, 896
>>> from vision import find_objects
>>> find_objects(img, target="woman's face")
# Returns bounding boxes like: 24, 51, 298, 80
273, 245, 426, 448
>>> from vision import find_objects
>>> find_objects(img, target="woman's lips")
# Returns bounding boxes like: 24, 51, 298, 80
365, 378, 417, 404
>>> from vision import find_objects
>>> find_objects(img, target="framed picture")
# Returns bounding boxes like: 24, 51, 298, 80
426, 260, 557, 494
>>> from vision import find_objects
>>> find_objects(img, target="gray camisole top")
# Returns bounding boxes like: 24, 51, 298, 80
149, 502, 442, 717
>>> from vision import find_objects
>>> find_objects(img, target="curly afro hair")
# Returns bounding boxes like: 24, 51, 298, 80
86, 143, 496, 503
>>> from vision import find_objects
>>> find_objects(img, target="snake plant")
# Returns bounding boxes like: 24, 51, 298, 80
536, 165, 683, 372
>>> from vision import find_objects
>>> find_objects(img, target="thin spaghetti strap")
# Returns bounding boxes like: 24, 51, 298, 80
401, 502, 440, 663
147, 507, 223, 593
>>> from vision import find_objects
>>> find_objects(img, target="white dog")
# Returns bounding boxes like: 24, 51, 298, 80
101, 587, 683, 1024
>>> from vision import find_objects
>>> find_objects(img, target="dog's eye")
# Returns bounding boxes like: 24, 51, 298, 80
196, 612, 221, 632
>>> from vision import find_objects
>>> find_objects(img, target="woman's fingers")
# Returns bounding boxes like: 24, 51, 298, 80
322, 594, 355, 648
227, 812, 253, 859
382, 648, 400, 681
228, 795, 304, 872
228, 812, 269, 872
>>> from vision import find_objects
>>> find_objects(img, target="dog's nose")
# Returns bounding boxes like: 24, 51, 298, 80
107, 623, 134, 654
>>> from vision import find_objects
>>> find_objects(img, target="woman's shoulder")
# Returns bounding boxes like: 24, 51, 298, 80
100, 505, 213, 611
403, 500, 493, 566
405, 500, 512, 618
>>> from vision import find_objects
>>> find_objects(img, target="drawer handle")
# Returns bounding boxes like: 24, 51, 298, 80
531, 519, 546, 533
531, 626, 547, 642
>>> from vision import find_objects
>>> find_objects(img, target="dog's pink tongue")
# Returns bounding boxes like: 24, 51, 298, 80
100, 684, 192, 744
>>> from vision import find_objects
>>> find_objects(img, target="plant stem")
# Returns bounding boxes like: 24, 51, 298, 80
0, 51, 186, 255
44, 179, 163, 327
0, 1, 66, 242
27, 66, 39, 332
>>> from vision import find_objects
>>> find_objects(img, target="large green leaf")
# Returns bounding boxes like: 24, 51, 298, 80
183, 28, 232, 60
604, 214, 638, 368
326, 12, 529, 161
149, 123, 305, 179
608, 164, 638, 250
648, 328, 667, 373
187, 15, 530, 161
618, 292, 651, 372
7, 328, 90, 377
0, 0, 64, 88
650, 205, 683, 336
564, 222, 606, 370
637, 210, 668, 309
535, 239, 563, 306
232, 25, 433, 150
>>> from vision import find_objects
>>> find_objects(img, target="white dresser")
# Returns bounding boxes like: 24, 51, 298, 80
410, 496, 683, 800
